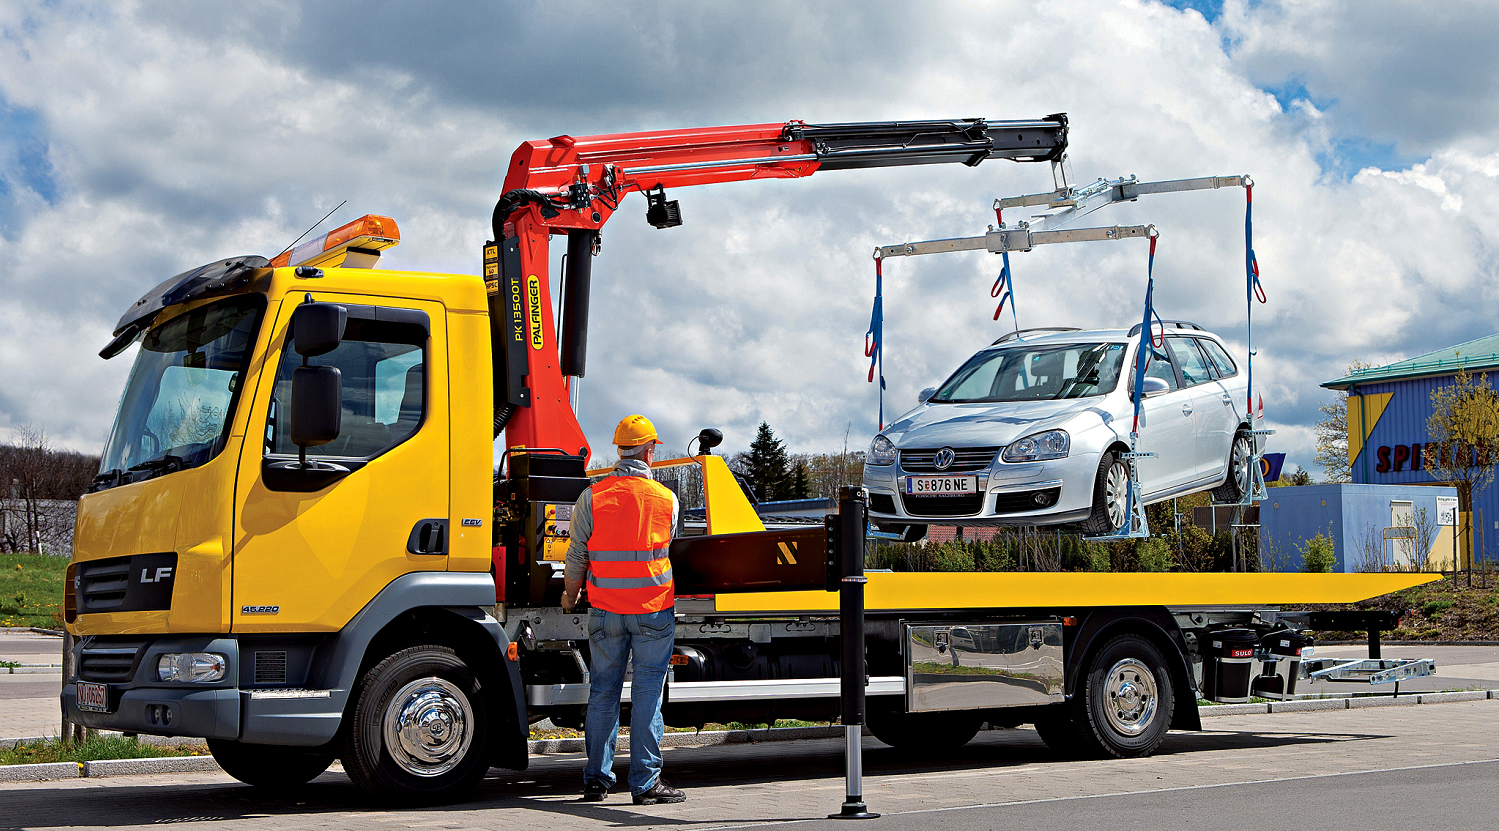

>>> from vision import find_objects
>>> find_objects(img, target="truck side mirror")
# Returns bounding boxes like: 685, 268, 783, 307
918, 387, 937, 403
292, 302, 347, 358
291, 366, 342, 447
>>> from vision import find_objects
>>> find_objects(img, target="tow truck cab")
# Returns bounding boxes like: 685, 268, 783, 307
65, 220, 531, 796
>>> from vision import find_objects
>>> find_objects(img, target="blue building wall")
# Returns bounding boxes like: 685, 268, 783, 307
1260, 483, 1458, 572
1348, 374, 1499, 563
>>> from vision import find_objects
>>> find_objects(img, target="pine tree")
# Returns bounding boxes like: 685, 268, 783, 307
743, 422, 791, 501
788, 461, 812, 499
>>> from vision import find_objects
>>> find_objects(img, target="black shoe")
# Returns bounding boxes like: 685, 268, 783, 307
582, 780, 611, 802
632, 779, 686, 805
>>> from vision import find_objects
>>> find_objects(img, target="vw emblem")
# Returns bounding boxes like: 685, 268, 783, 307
933, 447, 956, 470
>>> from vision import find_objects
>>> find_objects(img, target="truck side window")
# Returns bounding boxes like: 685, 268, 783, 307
266, 315, 427, 460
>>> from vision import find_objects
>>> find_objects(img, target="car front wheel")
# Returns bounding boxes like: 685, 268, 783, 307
1080, 452, 1130, 535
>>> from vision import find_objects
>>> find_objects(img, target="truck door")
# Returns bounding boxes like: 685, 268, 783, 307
231, 294, 450, 632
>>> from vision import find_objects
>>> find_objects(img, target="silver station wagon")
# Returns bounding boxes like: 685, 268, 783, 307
863, 323, 1254, 538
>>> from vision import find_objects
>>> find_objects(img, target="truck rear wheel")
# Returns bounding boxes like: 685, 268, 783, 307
342, 645, 491, 804
1036, 634, 1174, 758
866, 705, 983, 752
207, 739, 333, 787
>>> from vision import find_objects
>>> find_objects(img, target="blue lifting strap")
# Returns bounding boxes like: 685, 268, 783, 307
866, 256, 886, 429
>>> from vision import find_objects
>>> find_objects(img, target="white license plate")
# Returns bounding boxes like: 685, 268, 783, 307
77, 682, 110, 713
904, 475, 978, 496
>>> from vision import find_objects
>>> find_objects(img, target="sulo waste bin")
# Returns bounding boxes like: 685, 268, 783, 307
1250, 629, 1313, 700
1201, 628, 1258, 703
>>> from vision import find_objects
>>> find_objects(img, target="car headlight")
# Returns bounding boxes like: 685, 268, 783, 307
868, 435, 898, 466
1002, 430, 1070, 462
157, 652, 227, 683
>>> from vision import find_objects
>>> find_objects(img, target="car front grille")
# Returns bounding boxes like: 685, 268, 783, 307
900, 493, 986, 517
77, 638, 150, 683
899, 447, 999, 474
868, 494, 898, 515
993, 488, 1061, 514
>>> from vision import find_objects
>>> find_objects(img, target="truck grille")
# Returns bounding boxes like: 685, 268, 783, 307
77, 638, 150, 683
899, 447, 998, 473
77, 560, 131, 611
900, 493, 986, 517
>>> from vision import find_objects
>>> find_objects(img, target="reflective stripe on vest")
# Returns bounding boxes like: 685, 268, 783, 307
585, 475, 675, 614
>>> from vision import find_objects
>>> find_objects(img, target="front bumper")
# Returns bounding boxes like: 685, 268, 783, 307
862, 453, 1101, 525
59, 634, 347, 747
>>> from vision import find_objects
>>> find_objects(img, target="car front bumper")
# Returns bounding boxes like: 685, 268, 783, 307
862, 452, 1102, 525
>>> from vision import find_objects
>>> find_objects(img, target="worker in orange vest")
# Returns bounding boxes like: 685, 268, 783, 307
562, 414, 685, 805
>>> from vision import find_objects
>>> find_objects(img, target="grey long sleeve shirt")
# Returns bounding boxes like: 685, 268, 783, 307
564, 458, 680, 585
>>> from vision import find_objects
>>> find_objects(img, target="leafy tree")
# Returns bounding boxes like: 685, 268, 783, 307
1299, 530, 1337, 573
737, 422, 791, 501
1426, 366, 1499, 572
1270, 466, 1314, 487
1315, 359, 1369, 483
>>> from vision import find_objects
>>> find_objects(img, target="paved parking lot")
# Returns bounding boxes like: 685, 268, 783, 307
2, 698, 1497, 830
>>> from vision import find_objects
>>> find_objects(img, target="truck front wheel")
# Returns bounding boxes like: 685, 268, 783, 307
342, 645, 491, 803
206, 739, 333, 787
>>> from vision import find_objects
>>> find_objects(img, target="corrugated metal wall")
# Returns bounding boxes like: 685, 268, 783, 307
1348, 374, 1493, 563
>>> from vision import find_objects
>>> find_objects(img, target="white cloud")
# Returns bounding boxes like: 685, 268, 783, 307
0, 0, 1497, 482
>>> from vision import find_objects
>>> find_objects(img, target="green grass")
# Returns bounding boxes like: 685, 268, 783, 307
0, 552, 68, 629
0, 735, 207, 766
0, 660, 19, 670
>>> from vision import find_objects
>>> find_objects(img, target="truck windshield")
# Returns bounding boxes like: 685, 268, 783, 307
931, 342, 1126, 403
96, 296, 265, 488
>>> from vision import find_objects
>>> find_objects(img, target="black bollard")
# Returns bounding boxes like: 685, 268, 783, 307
830, 486, 878, 820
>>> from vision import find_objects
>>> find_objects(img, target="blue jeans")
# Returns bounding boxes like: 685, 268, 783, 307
583, 607, 675, 795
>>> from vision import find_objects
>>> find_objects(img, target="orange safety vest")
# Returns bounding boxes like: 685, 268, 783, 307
585, 475, 675, 614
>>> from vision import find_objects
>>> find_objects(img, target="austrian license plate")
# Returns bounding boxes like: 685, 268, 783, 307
77, 682, 110, 713
904, 475, 978, 496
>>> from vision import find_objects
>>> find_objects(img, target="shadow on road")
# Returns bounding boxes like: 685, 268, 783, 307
0, 724, 1393, 828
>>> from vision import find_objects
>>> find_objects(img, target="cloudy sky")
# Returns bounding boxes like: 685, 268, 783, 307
2, 0, 1497, 474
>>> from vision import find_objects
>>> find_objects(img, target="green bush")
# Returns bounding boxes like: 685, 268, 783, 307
1136, 537, 1172, 572
1299, 531, 1337, 573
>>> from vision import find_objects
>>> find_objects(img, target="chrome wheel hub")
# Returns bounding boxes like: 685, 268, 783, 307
1103, 658, 1158, 737
383, 677, 474, 777
1104, 462, 1130, 530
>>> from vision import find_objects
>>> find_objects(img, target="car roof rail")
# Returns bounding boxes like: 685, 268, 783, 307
1127, 319, 1205, 337
991, 327, 1082, 345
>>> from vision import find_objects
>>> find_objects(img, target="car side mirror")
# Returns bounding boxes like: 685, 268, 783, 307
291, 366, 342, 446
291, 302, 347, 357
918, 387, 937, 403
1131, 376, 1170, 397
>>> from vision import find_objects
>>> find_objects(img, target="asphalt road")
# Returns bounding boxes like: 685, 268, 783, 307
3, 699, 1497, 831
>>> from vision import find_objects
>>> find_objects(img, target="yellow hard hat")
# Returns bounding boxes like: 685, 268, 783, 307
613, 414, 663, 448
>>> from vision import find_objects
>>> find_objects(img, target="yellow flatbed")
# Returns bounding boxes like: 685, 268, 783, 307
713, 571, 1441, 614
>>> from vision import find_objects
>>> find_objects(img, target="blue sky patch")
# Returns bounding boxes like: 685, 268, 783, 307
1160, 0, 1224, 21
0, 99, 57, 236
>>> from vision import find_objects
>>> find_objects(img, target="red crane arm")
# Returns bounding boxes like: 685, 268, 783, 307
485, 117, 1069, 461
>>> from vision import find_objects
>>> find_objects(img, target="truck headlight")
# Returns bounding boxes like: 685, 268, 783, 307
1002, 430, 1070, 462
157, 652, 227, 683
868, 435, 898, 466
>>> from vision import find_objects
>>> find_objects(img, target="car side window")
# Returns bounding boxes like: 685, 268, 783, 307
265, 314, 427, 460
1141, 341, 1179, 390
1168, 336, 1215, 387
1198, 338, 1238, 378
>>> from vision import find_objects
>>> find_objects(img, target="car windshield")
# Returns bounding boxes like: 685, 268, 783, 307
930, 342, 1127, 403
97, 296, 264, 485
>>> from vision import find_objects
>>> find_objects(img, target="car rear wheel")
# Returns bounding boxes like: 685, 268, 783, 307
1080, 452, 1130, 535
1211, 431, 1253, 502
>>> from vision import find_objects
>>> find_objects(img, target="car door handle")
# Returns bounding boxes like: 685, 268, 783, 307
407, 518, 449, 555
1181, 403, 1194, 416
1220, 393, 1233, 405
